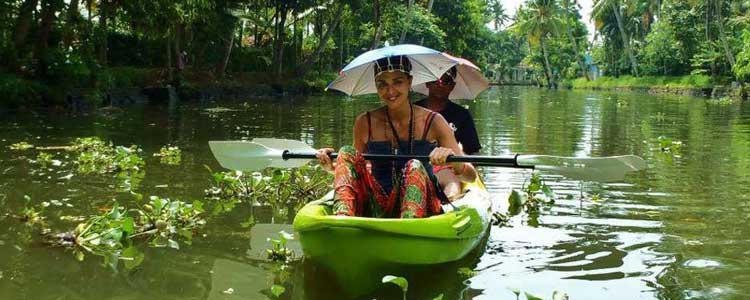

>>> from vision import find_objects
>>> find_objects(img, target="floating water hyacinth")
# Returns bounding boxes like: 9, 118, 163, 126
154, 145, 181, 165
8, 141, 34, 150
44, 197, 205, 271
69, 137, 144, 175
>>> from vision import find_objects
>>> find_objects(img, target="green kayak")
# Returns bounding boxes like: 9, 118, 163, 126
292, 177, 491, 296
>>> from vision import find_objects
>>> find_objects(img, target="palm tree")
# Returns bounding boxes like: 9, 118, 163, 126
511, 0, 564, 88
593, 0, 640, 76
561, 0, 590, 80
487, 0, 510, 31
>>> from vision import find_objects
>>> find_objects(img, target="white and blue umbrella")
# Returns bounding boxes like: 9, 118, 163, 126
326, 44, 458, 96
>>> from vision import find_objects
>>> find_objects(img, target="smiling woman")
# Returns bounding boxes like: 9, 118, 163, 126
315, 55, 477, 219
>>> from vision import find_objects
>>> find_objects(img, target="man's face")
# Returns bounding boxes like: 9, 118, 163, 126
426, 73, 456, 98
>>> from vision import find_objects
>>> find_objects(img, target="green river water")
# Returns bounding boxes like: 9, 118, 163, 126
1, 87, 749, 300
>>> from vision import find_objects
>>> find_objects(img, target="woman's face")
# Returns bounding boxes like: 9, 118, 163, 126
375, 71, 412, 106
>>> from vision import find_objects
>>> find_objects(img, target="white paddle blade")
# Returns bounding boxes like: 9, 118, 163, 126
209, 140, 312, 171
209, 141, 276, 171
517, 155, 647, 182
251, 138, 316, 153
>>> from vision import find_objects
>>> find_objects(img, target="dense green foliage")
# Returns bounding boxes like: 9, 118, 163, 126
1, 0, 747, 105
0, 0, 524, 107
510, 0, 749, 86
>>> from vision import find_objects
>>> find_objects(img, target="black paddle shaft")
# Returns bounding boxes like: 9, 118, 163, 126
282, 151, 534, 168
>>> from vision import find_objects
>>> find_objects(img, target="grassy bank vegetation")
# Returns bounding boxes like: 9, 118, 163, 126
566, 75, 720, 90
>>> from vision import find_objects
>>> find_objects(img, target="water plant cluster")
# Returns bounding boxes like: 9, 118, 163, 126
5, 136, 338, 276
69, 137, 144, 175
509, 171, 556, 214
657, 136, 683, 154
153, 146, 181, 165
204, 164, 333, 221
8, 141, 34, 150
43, 197, 205, 271
493, 171, 557, 227
266, 231, 295, 264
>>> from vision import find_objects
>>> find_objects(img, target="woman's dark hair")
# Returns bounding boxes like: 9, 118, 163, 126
374, 55, 412, 77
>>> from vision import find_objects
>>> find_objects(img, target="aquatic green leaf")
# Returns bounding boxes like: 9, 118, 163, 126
168, 239, 180, 250
74, 250, 85, 261
382, 275, 408, 292
122, 246, 144, 270
433, 293, 444, 300
130, 191, 144, 201
103, 229, 123, 245
151, 196, 165, 213
192, 200, 204, 213
524, 292, 544, 300
152, 234, 169, 247
271, 284, 286, 297
179, 229, 193, 240
119, 217, 135, 235
508, 287, 521, 297
457, 267, 478, 278
240, 216, 255, 228
527, 181, 540, 193
279, 230, 294, 241
552, 291, 569, 300
104, 251, 119, 272
541, 184, 555, 200
108, 202, 121, 219
508, 190, 525, 215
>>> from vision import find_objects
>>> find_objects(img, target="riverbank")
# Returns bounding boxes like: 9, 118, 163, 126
0, 67, 336, 111
564, 75, 748, 100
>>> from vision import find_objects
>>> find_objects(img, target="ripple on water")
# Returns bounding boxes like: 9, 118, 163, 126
683, 259, 722, 269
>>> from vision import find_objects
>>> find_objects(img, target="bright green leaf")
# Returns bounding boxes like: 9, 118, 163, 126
271, 284, 286, 297
382, 275, 408, 292
524, 291, 544, 300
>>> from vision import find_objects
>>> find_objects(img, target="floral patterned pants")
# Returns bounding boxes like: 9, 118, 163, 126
332, 146, 442, 218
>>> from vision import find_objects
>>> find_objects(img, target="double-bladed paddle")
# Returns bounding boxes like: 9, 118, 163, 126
208, 138, 646, 182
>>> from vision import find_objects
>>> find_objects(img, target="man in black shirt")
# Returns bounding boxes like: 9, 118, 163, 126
415, 67, 482, 200
415, 67, 482, 155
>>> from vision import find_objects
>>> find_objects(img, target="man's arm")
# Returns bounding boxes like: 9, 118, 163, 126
456, 111, 482, 155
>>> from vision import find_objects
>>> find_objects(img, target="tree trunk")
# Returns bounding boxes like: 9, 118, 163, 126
97, 0, 110, 66
10, 0, 39, 69
420, 0, 435, 45
296, 4, 344, 77
371, 0, 382, 49
399, 0, 415, 44
339, 20, 343, 69
13, 0, 39, 52
62, 0, 80, 49
216, 23, 235, 78
34, 0, 62, 77
272, 2, 288, 78
714, 0, 736, 68
238, 19, 245, 49
613, 3, 638, 76
166, 35, 173, 82
540, 36, 554, 88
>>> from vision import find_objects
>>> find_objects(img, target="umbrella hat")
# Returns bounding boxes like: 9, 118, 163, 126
326, 44, 458, 96
413, 53, 490, 100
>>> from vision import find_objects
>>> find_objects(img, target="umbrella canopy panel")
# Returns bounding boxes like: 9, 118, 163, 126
413, 54, 490, 100
327, 44, 458, 96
